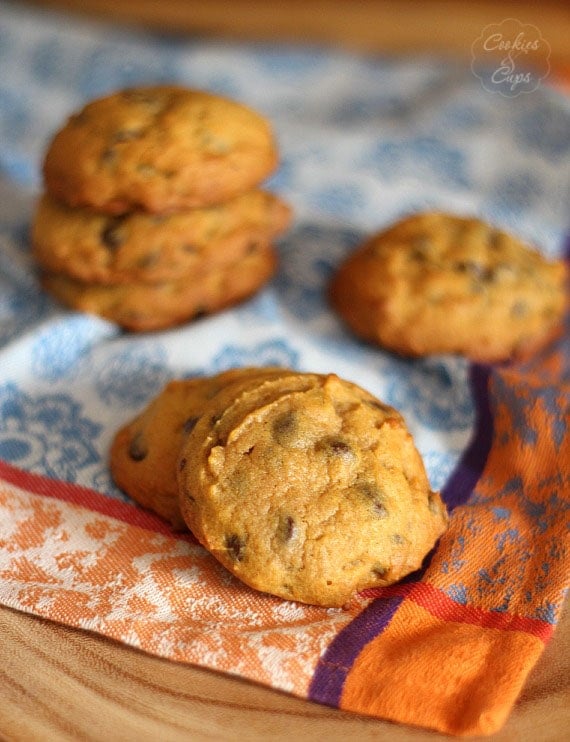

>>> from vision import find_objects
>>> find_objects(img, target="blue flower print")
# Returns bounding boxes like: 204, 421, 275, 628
365, 136, 470, 188
75, 41, 179, 98
422, 450, 458, 491
0, 87, 31, 147
92, 466, 131, 502
486, 171, 543, 214
31, 315, 112, 382
0, 382, 101, 481
0, 278, 52, 348
211, 339, 300, 373
275, 222, 363, 322
309, 182, 367, 220
248, 44, 329, 80
329, 95, 411, 127
516, 101, 570, 159
385, 356, 474, 431
95, 342, 170, 408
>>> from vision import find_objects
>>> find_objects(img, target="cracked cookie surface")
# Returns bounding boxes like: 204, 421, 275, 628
178, 372, 448, 607
329, 212, 567, 362
43, 86, 279, 213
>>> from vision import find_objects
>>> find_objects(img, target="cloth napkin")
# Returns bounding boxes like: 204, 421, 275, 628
0, 3, 569, 736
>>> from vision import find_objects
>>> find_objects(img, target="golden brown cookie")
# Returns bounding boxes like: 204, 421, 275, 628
43, 86, 279, 214
40, 241, 277, 332
31, 190, 291, 284
329, 212, 567, 362
110, 367, 292, 529
178, 371, 448, 607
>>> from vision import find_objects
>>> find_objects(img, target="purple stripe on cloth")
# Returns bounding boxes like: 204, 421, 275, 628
308, 360, 494, 706
442, 363, 494, 511
308, 594, 404, 707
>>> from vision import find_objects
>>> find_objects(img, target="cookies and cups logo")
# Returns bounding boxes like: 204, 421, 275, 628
471, 18, 550, 97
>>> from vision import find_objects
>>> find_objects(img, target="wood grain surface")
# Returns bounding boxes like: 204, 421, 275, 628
25, 0, 570, 64
1, 600, 568, 741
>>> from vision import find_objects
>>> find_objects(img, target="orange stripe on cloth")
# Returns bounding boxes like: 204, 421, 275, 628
339, 325, 569, 736
425, 358, 569, 622
340, 598, 545, 737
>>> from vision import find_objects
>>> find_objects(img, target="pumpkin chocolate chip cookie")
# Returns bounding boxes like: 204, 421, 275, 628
41, 240, 277, 332
329, 212, 567, 362
32, 190, 291, 284
177, 371, 448, 607
43, 86, 279, 214
110, 367, 291, 529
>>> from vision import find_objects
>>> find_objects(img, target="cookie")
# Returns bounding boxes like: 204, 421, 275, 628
43, 86, 279, 214
329, 212, 567, 362
110, 367, 292, 528
178, 372, 448, 607
32, 190, 291, 284
41, 241, 277, 331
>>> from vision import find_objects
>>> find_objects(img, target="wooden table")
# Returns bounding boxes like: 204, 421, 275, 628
1, 600, 569, 740
25, 0, 570, 66
3, 2, 570, 739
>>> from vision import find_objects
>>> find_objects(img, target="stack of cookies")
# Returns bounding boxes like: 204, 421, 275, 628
32, 86, 291, 332
110, 367, 448, 607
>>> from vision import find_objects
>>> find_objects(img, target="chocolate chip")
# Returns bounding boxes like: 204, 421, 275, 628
101, 218, 126, 250
355, 481, 389, 518
427, 491, 440, 515
122, 89, 159, 106
225, 534, 245, 561
488, 229, 503, 249
192, 307, 208, 321
100, 148, 116, 165
455, 260, 496, 284
455, 259, 479, 275
128, 431, 148, 461
511, 300, 529, 318
355, 481, 379, 499
316, 437, 355, 461
113, 128, 144, 143
136, 251, 160, 269
372, 564, 388, 579
373, 501, 388, 518
178, 457, 187, 471
277, 515, 295, 543
410, 234, 432, 260
272, 411, 299, 446
183, 416, 199, 434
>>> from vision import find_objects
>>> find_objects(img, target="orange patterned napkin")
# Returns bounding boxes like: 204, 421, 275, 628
0, 308, 568, 737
